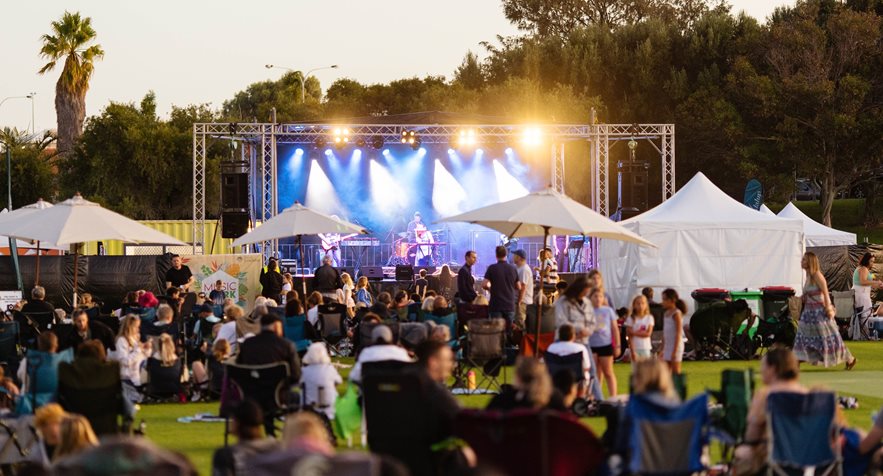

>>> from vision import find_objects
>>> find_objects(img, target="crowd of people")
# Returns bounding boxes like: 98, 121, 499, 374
1, 248, 881, 475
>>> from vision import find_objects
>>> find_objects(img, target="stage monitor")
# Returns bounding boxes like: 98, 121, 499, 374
395, 265, 414, 282
360, 266, 384, 281
337, 266, 355, 279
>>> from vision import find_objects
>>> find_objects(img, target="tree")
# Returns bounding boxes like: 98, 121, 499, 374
62, 92, 223, 220
222, 73, 324, 123
454, 51, 486, 90
0, 128, 56, 208
38, 11, 104, 156
746, 0, 883, 225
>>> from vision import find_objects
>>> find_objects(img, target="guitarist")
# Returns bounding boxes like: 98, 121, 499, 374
318, 215, 356, 267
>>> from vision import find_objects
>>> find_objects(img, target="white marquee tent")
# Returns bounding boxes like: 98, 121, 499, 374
777, 202, 857, 247
599, 173, 805, 313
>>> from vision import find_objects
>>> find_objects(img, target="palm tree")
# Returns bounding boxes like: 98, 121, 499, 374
38, 11, 104, 156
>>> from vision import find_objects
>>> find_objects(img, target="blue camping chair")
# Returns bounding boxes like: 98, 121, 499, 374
17, 347, 75, 414
624, 393, 709, 475
283, 315, 311, 352
766, 391, 841, 476
424, 312, 457, 344
139, 307, 157, 324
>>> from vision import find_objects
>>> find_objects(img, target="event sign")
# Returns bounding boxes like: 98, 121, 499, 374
180, 254, 261, 311
743, 179, 763, 210
0, 290, 22, 311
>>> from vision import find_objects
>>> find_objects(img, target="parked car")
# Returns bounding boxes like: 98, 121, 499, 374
794, 179, 820, 201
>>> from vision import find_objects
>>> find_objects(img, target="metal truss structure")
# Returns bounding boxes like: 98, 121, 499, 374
192, 122, 675, 256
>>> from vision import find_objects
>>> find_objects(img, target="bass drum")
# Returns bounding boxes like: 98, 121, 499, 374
394, 239, 411, 258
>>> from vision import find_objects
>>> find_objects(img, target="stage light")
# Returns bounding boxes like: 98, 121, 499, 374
433, 159, 467, 216
505, 147, 514, 155
522, 126, 542, 146
324, 149, 333, 157
370, 135, 384, 150
456, 128, 477, 148
314, 137, 327, 149
401, 130, 421, 150
355, 137, 367, 148
493, 159, 529, 201
417, 147, 427, 157
332, 127, 350, 149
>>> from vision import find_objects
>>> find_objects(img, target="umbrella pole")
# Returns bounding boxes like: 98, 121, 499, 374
299, 235, 307, 298
535, 226, 550, 356
72, 247, 79, 308
35, 241, 41, 286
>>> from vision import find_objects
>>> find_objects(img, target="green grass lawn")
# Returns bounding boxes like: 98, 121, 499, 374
140, 341, 883, 475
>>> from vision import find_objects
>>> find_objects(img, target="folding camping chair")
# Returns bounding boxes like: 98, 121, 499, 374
18, 347, 74, 414
709, 368, 754, 465
361, 361, 435, 476
544, 351, 588, 391
0, 322, 20, 374
220, 361, 293, 443
318, 303, 346, 356
522, 304, 556, 357
766, 391, 841, 476
457, 303, 488, 334
425, 312, 457, 344
832, 290, 855, 339
283, 315, 312, 352
456, 409, 606, 476
623, 393, 710, 475
462, 318, 507, 393
0, 416, 43, 466
58, 359, 127, 436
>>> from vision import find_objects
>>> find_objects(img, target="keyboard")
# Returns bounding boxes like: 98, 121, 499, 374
342, 238, 381, 247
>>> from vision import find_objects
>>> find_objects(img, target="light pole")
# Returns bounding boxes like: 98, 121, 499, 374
265, 64, 339, 103
0, 94, 36, 134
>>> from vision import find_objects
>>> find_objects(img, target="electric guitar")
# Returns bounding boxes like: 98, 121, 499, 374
320, 233, 359, 251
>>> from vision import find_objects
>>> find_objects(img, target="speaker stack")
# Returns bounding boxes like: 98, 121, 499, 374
221, 161, 250, 239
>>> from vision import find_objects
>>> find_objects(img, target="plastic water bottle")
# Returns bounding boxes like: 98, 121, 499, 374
467, 370, 476, 391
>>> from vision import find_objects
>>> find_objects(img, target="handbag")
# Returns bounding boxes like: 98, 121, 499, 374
788, 295, 803, 320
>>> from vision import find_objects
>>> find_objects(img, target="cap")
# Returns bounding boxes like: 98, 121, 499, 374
199, 303, 214, 314
371, 324, 394, 344
513, 249, 527, 259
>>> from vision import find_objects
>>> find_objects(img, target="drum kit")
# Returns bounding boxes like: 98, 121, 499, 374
389, 229, 448, 266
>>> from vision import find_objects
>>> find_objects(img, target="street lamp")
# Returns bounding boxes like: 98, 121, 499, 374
0, 94, 36, 135
265, 64, 339, 103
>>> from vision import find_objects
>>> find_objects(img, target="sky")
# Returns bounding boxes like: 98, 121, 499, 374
1, 0, 792, 132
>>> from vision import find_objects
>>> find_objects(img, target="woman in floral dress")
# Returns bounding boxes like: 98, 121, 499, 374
793, 251, 857, 369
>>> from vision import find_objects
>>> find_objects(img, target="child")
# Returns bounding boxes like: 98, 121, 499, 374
627, 295, 655, 369
209, 280, 226, 306
660, 288, 686, 374
355, 276, 373, 307
339, 273, 356, 318
589, 288, 620, 397
299, 342, 343, 420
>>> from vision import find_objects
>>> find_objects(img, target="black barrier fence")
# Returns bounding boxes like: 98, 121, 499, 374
0, 254, 174, 311
811, 244, 882, 292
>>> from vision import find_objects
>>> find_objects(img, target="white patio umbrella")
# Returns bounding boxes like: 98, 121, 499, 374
438, 188, 656, 354
0, 199, 60, 285
0, 194, 186, 306
231, 202, 368, 295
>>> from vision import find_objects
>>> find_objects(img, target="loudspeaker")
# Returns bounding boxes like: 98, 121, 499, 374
221, 161, 249, 210
337, 267, 355, 279
395, 265, 414, 282
222, 211, 249, 239
617, 160, 649, 212
360, 266, 384, 281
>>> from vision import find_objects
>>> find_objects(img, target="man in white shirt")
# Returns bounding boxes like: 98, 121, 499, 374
348, 325, 412, 383
512, 249, 534, 329
545, 324, 592, 384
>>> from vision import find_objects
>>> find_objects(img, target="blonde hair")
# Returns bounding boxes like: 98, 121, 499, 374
282, 412, 331, 448
804, 252, 822, 287
34, 403, 67, 428
212, 339, 231, 362
341, 272, 353, 287
356, 276, 369, 289
631, 295, 649, 318
225, 304, 244, 321
117, 314, 141, 346
53, 415, 98, 462
632, 360, 677, 400
302, 342, 331, 365
514, 357, 552, 409
156, 334, 177, 367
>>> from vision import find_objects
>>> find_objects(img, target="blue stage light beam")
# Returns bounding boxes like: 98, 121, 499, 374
370, 159, 408, 213
493, 159, 530, 202
432, 159, 467, 217
306, 159, 345, 216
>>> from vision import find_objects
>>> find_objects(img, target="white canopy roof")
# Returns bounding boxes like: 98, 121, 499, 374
600, 172, 805, 313
777, 202, 857, 247
759, 204, 776, 216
